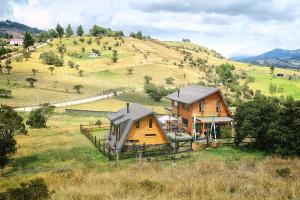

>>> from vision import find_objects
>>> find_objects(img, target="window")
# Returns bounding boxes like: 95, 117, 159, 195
182, 118, 189, 128
145, 134, 156, 137
216, 100, 221, 112
127, 140, 139, 143
136, 121, 140, 128
149, 119, 153, 128
173, 100, 178, 107
199, 100, 205, 112
183, 103, 189, 111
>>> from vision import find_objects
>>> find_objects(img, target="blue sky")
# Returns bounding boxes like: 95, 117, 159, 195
1, 0, 300, 57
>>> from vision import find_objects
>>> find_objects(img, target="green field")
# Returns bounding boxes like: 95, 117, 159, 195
1, 36, 299, 108
0, 112, 299, 199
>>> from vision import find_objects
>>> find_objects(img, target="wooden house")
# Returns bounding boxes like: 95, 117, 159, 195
166, 85, 233, 138
107, 103, 169, 152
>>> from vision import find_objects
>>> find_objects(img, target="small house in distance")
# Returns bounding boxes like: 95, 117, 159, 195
9, 38, 23, 46
107, 103, 169, 152
166, 85, 233, 138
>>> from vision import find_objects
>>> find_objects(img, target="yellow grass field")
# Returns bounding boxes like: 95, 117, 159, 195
1, 36, 299, 108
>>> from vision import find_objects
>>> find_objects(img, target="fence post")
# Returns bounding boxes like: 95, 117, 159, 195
94, 136, 97, 144
138, 152, 142, 168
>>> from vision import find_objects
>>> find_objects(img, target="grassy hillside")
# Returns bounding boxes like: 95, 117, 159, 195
0, 112, 299, 199
1, 36, 299, 108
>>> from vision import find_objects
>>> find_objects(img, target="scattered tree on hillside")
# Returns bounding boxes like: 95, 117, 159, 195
68, 61, 75, 68
23, 32, 34, 49
22, 49, 31, 60
144, 83, 169, 102
216, 63, 238, 85
4, 65, 12, 74
73, 40, 78, 45
0, 105, 27, 169
270, 66, 275, 74
39, 51, 63, 66
56, 23, 64, 38
127, 67, 133, 74
65, 24, 73, 39
81, 47, 85, 53
144, 75, 152, 84
57, 45, 66, 54
78, 70, 84, 77
32, 68, 37, 76
26, 77, 37, 87
48, 66, 55, 75
0, 88, 12, 98
112, 50, 118, 63
48, 29, 58, 38
73, 84, 83, 93
77, 25, 84, 36
165, 77, 175, 84
87, 37, 92, 45
26, 103, 55, 128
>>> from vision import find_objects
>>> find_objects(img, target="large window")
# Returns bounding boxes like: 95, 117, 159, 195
183, 103, 189, 111
149, 119, 153, 128
199, 100, 205, 112
182, 118, 189, 128
136, 121, 140, 128
216, 100, 221, 112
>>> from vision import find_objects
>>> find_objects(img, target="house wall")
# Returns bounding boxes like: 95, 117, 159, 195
125, 115, 169, 145
171, 91, 230, 134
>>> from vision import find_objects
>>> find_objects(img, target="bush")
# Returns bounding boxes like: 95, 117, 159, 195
39, 51, 63, 66
0, 88, 12, 98
276, 167, 291, 178
127, 67, 133, 74
165, 77, 175, 84
0, 178, 49, 200
26, 104, 55, 128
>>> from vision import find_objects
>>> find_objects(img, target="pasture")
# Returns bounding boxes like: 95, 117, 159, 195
1, 36, 299, 108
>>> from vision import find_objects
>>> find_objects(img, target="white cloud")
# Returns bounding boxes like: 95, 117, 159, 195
1, 0, 300, 57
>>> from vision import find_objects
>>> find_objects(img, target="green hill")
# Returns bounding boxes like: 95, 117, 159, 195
0, 35, 299, 108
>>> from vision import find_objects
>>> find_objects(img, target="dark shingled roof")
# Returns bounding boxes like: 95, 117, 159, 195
107, 103, 169, 151
166, 85, 219, 104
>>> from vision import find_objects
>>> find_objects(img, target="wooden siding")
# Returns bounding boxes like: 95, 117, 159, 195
170, 91, 230, 134
125, 115, 169, 145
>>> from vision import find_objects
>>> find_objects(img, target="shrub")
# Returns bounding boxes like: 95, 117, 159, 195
26, 104, 55, 128
127, 67, 133, 74
0, 178, 49, 200
139, 179, 164, 192
39, 51, 63, 66
276, 167, 291, 178
144, 83, 168, 102
144, 75, 152, 84
0, 88, 12, 98
165, 77, 175, 84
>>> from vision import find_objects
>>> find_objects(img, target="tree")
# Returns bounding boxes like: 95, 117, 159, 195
4, 65, 12, 74
26, 77, 37, 87
56, 23, 64, 38
39, 51, 63, 66
270, 66, 275, 74
144, 83, 168, 101
78, 70, 83, 77
81, 47, 85, 53
165, 77, 175, 84
127, 67, 133, 74
22, 49, 31, 60
73, 84, 83, 93
65, 24, 73, 39
0, 105, 26, 169
48, 29, 58, 38
112, 50, 118, 63
23, 32, 34, 49
68, 60, 75, 68
32, 69, 37, 76
48, 67, 54, 75
26, 104, 55, 128
144, 75, 152, 84
0, 88, 12, 98
216, 63, 237, 85
77, 25, 84, 36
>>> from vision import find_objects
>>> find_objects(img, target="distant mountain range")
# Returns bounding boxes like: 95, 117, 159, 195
231, 48, 300, 69
0, 20, 43, 38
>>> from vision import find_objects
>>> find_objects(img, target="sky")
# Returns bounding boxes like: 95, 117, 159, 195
1, 0, 300, 57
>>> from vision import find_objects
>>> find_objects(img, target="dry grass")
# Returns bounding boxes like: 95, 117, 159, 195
42, 157, 300, 200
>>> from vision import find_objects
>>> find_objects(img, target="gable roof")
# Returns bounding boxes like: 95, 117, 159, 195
107, 103, 169, 151
166, 85, 219, 104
